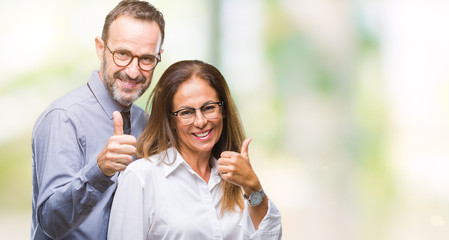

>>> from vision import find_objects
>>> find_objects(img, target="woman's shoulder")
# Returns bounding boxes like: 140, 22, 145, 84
125, 148, 178, 175
119, 157, 162, 186
127, 157, 160, 173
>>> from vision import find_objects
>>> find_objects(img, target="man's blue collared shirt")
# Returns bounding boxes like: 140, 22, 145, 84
31, 71, 148, 239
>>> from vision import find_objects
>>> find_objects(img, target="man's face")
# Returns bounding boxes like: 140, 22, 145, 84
96, 15, 162, 106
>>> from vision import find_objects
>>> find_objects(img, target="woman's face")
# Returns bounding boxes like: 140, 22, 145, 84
172, 77, 223, 158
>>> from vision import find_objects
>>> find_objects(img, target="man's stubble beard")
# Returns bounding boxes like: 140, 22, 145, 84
101, 58, 151, 106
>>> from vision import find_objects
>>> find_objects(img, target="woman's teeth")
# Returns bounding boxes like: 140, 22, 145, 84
195, 130, 211, 138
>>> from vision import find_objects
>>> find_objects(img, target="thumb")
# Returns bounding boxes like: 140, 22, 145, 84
113, 111, 124, 135
240, 138, 252, 157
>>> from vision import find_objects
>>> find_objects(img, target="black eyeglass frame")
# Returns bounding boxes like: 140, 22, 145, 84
103, 41, 161, 72
171, 101, 224, 119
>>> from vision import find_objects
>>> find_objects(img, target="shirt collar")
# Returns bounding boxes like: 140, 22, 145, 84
161, 148, 185, 177
161, 148, 220, 178
87, 70, 128, 119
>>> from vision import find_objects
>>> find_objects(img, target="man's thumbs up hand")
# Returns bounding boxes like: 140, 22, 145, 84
97, 111, 137, 176
113, 111, 124, 136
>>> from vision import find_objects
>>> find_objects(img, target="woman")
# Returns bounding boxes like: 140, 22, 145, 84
107, 60, 282, 239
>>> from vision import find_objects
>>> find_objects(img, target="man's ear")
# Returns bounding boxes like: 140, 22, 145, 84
95, 36, 105, 61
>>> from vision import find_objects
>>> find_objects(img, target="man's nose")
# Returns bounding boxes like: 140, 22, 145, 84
125, 57, 140, 79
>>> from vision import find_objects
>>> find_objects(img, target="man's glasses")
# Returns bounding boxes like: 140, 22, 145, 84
172, 101, 224, 125
104, 41, 161, 72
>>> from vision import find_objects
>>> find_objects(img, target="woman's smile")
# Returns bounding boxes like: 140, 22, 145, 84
192, 129, 213, 140
172, 77, 223, 156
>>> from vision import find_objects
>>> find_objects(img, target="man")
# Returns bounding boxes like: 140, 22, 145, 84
31, 1, 165, 239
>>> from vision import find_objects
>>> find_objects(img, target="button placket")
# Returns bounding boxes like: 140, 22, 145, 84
196, 176, 223, 240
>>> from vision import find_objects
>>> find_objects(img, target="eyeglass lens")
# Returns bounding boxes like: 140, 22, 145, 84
178, 103, 221, 125
112, 50, 158, 71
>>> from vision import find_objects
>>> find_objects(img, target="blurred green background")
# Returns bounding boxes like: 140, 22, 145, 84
2, 0, 449, 239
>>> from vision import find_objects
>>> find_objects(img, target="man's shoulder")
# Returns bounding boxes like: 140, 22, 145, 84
33, 83, 95, 131
47, 83, 92, 112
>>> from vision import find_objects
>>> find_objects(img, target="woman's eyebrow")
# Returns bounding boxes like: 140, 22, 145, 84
175, 100, 217, 110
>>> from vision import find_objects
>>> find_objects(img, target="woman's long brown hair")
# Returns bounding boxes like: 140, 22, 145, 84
136, 60, 245, 214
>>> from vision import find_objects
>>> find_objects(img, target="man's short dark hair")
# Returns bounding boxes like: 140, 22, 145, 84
102, 0, 165, 48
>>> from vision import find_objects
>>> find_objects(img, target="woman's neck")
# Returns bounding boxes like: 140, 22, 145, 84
178, 148, 212, 183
